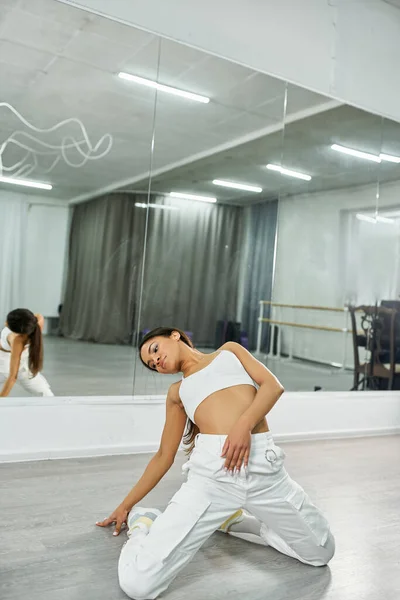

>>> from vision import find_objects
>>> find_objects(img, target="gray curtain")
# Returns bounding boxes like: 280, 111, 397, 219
60, 194, 147, 344
240, 200, 278, 350
140, 197, 244, 346
61, 194, 276, 348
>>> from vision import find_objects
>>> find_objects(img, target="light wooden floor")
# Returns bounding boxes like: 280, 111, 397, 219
1, 436, 399, 600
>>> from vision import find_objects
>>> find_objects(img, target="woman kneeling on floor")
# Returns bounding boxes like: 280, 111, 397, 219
97, 327, 335, 599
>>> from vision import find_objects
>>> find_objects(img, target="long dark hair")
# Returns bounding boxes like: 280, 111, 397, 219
139, 327, 199, 455
7, 309, 43, 376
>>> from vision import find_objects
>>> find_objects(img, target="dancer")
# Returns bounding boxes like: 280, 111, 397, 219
0, 308, 54, 397
97, 327, 334, 599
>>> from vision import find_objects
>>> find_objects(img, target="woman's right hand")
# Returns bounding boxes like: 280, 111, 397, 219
96, 504, 129, 536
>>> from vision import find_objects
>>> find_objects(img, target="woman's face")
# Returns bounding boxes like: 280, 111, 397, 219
140, 334, 181, 374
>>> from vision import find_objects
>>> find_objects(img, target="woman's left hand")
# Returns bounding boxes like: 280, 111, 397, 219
221, 418, 252, 472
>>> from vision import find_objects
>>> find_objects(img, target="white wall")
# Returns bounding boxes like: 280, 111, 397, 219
25, 204, 70, 317
272, 179, 400, 365
0, 190, 70, 318
1, 391, 399, 462
58, 0, 400, 123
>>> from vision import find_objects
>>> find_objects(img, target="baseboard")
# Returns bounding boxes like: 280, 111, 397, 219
273, 426, 400, 443
0, 443, 160, 463
2, 391, 399, 463
0, 395, 166, 407
2, 427, 399, 463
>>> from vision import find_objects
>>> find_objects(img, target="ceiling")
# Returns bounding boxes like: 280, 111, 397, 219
0, 0, 332, 202
383, 0, 400, 8
130, 104, 400, 205
0, 0, 399, 206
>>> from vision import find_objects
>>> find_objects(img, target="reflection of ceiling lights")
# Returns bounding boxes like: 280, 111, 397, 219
379, 210, 400, 218
118, 73, 210, 104
380, 153, 400, 164
332, 144, 400, 164
135, 202, 177, 210
377, 215, 396, 223
331, 144, 381, 163
212, 179, 262, 193
266, 164, 312, 181
356, 213, 395, 224
169, 192, 216, 203
0, 176, 52, 190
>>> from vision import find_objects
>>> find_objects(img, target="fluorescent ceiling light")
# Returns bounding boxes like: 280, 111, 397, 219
376, 215, 395, 224
356, 213, 376, 224
169, 192, 216, 203
212, 179, 262, 193
135, 202, 177, 211
118, 72, 210, 104
266, 164, 312, 181
378, 210, 400, 218
0, 176, 52, 190
379, 153, 400, 164
331, 144, 381, 163
356, 213, 395, 224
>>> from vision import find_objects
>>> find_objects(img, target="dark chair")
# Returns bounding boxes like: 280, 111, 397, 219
348, 306, 368, 390
349, 305, 400, 390
380, 300, 400, 363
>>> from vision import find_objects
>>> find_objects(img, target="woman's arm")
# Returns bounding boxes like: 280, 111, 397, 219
121, 385, 186, 510
223, 341, 284, 428
0, 337, 24, 397
220, 342, 284, 471
96, 382, 187, 535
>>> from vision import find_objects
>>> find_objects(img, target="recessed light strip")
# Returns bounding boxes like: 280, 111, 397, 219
212, 179, 262, 193
118, 72, 210, 104
135, 202, 177, 211
377, 215, 395, 223
266, 164, 312, 181
332, 144, 400, 164
331, 144, 381, 163
356, 213, 395, 224
169, 192, 216, 203
380, 153, 400, 164
356, 213, 376, 224
0, 176, 52, 190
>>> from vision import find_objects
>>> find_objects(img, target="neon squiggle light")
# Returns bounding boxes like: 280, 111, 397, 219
0, 103, 113, 181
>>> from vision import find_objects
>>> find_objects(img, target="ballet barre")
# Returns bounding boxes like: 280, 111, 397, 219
259, 301, 346, 312
256, 301, 354, 368
260, 319, 350, 333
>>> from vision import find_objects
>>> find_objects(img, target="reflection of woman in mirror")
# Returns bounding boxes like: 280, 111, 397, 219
0, 308, 54, 397
97, 327, 334, 598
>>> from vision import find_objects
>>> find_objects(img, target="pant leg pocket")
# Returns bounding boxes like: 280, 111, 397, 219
148, 484, 211, 563
285, 482, 330, 546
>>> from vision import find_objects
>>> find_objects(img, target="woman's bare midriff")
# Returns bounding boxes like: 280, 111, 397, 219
193, 384, 269, 435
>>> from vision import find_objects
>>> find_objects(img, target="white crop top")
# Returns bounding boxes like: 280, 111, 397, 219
0, 327, 12, 352
179, 350, 257, 423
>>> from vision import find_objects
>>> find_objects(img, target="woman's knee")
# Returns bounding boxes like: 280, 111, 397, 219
118, 544, 165, 600
42, 387, 54, 397
303, 531, 335, 567
320, 530, 335, 564
119, 568, 159, 600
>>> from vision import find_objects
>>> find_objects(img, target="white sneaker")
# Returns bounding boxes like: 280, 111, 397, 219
218, 509, 244, 533
127, 507, 162, 537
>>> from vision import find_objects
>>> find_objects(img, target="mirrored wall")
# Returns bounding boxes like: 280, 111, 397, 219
1, 0, 399, 397
0, 2, 159, 395
134, 35, 400, 395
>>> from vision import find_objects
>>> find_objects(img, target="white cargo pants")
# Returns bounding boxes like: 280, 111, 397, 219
0, 349, 54, 396
118, 432, 335, 600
